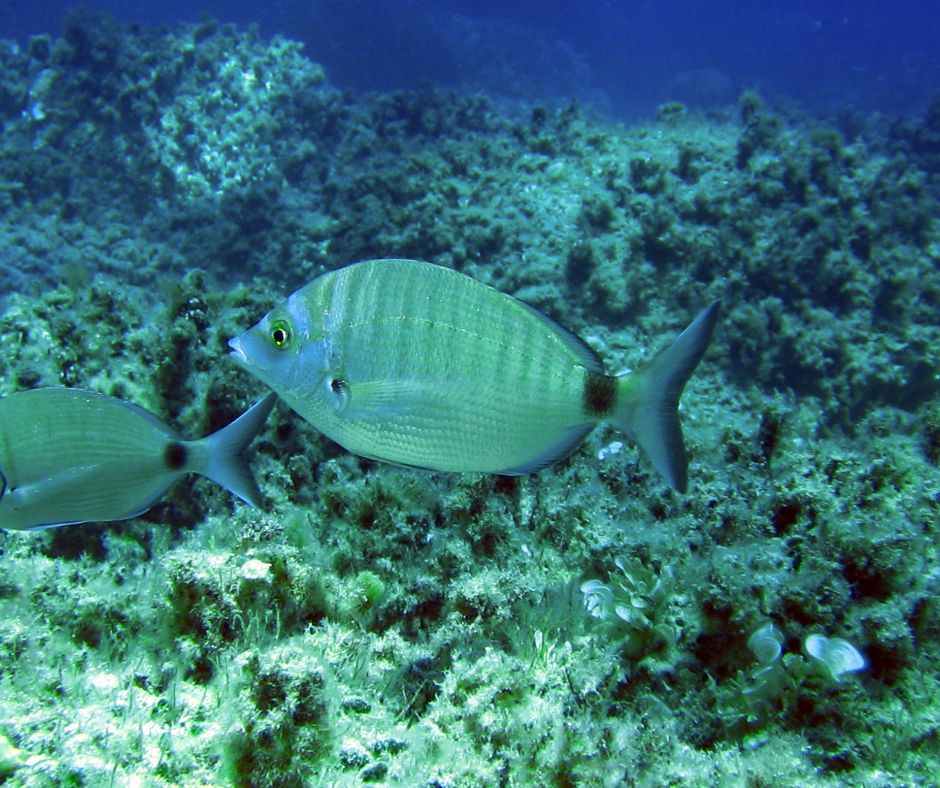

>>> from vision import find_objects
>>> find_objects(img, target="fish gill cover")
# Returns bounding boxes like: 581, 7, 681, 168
0, 9, 938, 786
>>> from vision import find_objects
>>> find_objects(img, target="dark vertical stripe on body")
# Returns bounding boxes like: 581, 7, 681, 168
351, 264, 379, 373
515, 318, 535, 397
442, 267, 464, 374
329, 266, 348, 349
532, 314, 554, 392
484, 281, 505, 383
395, 265, 418, 377
357, 263, 376, 327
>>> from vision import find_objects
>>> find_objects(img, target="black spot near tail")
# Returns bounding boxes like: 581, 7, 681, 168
164, 441, 188, 470
583, 371, 617, 417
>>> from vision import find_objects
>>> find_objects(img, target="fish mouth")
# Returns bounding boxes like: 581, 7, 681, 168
228, 337, 249, 366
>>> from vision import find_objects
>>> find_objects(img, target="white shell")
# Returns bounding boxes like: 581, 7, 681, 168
747, 622, 784, 665
804, 634, 866, 680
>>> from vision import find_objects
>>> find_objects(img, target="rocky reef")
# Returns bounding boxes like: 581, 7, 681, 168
0, 12, 938, 785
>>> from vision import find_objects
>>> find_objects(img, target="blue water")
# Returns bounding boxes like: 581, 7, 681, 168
4, 0, 939, 119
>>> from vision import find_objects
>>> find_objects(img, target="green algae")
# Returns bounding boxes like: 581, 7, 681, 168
0, 12, 938, 786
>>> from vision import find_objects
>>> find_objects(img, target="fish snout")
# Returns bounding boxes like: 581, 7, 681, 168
228, 336, 249, 366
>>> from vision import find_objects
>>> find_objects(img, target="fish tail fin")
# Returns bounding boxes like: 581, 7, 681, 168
194, 392, 277, 506
612, 302, 719, 492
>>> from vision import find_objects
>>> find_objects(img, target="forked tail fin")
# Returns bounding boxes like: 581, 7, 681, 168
195, 392, 277, 506
613, 302, 719, 492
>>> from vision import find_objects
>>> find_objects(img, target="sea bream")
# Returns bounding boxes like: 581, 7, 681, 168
0, 389, 276, 530
229, 259, 718, 491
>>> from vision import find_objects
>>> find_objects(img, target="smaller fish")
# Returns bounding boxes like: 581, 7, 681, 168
0, 389, 276, 531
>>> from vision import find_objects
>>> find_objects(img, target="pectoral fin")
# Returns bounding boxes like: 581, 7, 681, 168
6, 464, 103, 510
345, 379, 450, 421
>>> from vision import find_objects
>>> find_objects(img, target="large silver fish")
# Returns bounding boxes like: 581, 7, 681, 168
229, 259, 718, 491
0, 389, 276, 530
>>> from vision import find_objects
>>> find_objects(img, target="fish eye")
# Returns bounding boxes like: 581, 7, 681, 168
270, 320, 292, 349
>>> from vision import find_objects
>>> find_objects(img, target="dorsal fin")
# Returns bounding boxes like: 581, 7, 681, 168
518, 301, 605, 372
